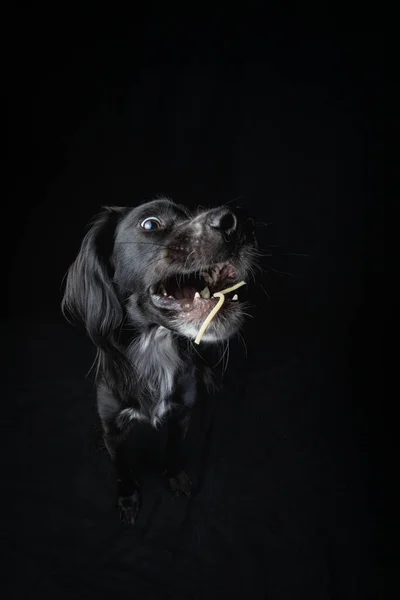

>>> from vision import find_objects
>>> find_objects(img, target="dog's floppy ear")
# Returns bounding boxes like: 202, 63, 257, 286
61, 206, 127, 349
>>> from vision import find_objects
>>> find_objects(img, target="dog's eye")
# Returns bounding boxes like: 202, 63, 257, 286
140, 217, 162, 231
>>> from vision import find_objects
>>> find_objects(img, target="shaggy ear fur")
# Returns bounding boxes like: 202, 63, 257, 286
61, 207, 131, 391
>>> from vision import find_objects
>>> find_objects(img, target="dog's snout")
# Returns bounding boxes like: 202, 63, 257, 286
207, 209, 237, 236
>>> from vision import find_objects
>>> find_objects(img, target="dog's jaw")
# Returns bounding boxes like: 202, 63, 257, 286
172, 313, 245, 344
123, 258, 248, 343
125, 286, 246, 344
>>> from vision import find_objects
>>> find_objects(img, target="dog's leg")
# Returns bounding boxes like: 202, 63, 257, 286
97, 387, 148, 525
164, 410, 193, 496
165, 371, 216, 497
105, 426, 144, 526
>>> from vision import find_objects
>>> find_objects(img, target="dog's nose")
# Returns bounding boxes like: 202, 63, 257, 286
207, 209, 237, 236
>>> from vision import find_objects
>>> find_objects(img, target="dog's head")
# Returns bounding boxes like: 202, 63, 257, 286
62, 198, 257, 346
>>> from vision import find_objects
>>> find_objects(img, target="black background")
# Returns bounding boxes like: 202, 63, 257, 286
4, 7, 384, 599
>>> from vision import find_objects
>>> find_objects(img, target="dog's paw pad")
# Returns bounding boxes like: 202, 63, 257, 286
168, 470, 193, 497
117, 491, 140, 525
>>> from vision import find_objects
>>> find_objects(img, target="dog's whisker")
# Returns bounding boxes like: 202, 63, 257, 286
259, 284, 271, 301
213, 339, 229, 370
279, 252, 312, 257
252, 251, 274, 258
255, 221, 273, 228
189, 339, 207, 363
240, 311, 255, 319
117, 313, 129, 344
237, 331, 248, 358
222, 340, 230, 376
223, 196, 245, 207
264, 266, 297, 277
183, 250, 196, 271
115, 241, 171, 249
114, 281, 135, 295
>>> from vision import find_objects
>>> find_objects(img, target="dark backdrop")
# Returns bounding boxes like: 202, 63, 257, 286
4, 9, 383, 599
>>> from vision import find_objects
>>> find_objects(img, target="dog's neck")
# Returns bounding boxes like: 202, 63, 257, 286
127, 326, 184, 406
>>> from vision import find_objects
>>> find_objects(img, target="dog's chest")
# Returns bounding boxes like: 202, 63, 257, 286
134, 328, 180, 395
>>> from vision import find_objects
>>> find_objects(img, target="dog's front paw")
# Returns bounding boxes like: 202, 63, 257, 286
117, 490, 141, 525
167, 470, 193, 497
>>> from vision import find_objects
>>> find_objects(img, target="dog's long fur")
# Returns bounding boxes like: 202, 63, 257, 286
62, 197, 257, 524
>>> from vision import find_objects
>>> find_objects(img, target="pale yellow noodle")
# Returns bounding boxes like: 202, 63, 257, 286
194, 281, 246, 345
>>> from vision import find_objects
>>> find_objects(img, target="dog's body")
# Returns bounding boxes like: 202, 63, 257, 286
62, 198, 257, 524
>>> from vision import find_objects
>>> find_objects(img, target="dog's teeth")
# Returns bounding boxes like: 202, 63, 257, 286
159, 284, 167, 296
200, 286, 210, 299
194, 292, 201, 299
202, 272, 212, 284
232, 294, 238, 301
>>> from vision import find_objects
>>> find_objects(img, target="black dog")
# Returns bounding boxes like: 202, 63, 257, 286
62, 197, 257, 524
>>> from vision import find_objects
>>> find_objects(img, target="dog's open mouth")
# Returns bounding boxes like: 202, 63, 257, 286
150, 262, 243, 313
